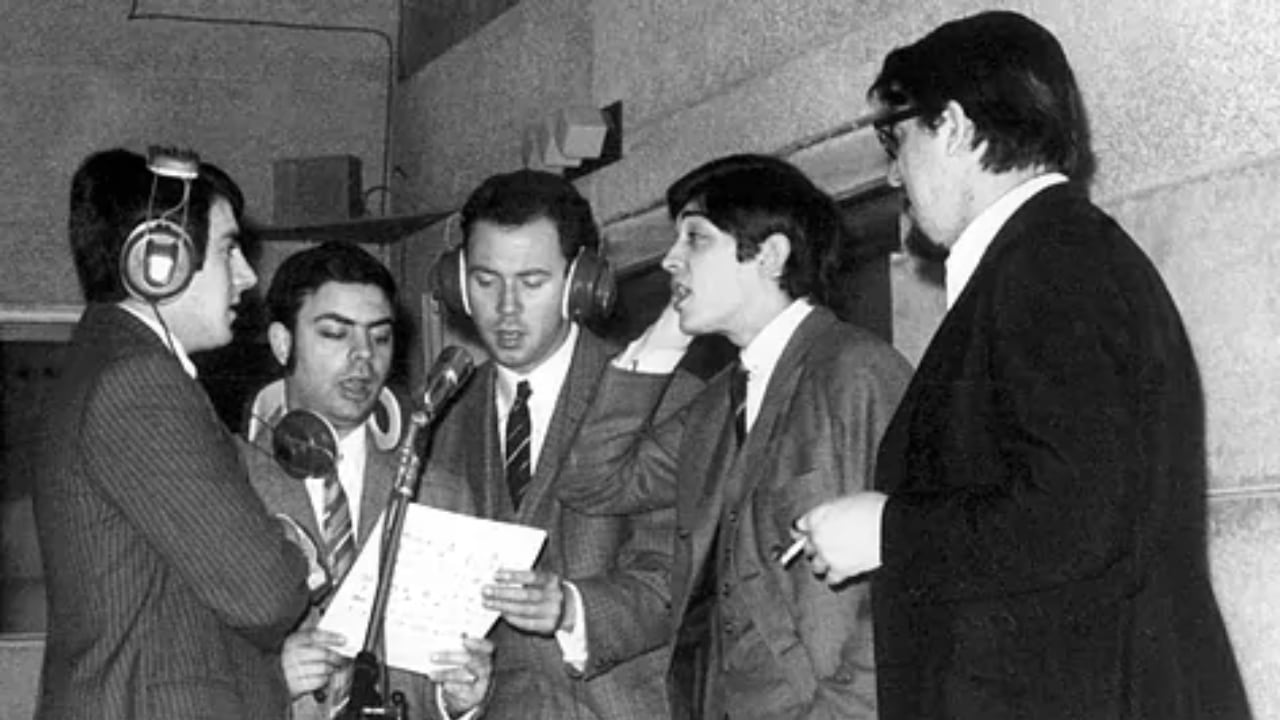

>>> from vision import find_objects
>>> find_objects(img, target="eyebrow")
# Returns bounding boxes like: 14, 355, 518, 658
468, 265, 555, 278
312, 312, 394, 329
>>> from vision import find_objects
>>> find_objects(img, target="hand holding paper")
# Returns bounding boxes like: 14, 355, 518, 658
317, 504, 547, 676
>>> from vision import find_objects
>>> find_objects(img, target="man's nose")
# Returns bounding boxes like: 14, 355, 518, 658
886, 158, 903, 188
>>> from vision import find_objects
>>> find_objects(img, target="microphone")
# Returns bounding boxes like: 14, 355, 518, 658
418, 346, 475, 423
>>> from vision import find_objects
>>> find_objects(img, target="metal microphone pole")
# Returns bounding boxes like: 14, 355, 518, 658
342, 346, 473, 720
340, 405, 430, 720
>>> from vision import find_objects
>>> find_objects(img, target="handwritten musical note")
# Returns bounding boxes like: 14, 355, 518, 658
317, 504, 547, 676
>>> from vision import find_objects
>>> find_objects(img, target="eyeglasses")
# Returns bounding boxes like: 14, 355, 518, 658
873, 107, 924, 160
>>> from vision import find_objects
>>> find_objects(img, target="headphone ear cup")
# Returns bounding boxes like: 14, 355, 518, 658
120, 219, 195, 302
562, 248, 616, 322
431, 247, 472, 317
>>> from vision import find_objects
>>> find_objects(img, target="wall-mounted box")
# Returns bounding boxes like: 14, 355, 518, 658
273, 155, 363, 226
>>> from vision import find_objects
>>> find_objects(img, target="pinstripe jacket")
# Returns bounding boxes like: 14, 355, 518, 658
420, 329, 675, 720
32, 303, 310, 720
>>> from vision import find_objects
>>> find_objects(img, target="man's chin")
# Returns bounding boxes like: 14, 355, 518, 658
904, 224, 949, 262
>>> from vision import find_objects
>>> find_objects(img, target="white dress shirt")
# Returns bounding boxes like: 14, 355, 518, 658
492, 323, 589, 668
736, 299, 814, 432
945, 172, 1068, 308
304, 425, 369, 535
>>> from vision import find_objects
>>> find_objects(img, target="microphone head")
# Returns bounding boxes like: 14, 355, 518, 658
272, 409, 339, 479
419, 346, 475, 419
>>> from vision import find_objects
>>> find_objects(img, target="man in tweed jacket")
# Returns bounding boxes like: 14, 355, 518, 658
420, 170, 675, 719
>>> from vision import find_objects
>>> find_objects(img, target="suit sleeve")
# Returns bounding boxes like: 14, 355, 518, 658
558, 366, 705, 514
81, 353, 309, 649
572, 499, 676, 679
881, 245, 1148, 603
788, 343, 911, 719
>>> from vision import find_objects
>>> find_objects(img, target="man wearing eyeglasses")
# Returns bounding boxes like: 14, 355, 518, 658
796, 10, 1250, 720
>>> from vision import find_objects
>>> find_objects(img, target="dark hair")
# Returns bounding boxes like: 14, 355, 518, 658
459, 169, 600, 262
265, 241, 398, 333
68, 147, 246, 302
665, 154, 856, 310
869, 10, 1094, 182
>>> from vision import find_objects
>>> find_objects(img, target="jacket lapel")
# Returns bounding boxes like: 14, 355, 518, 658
358, 429, 396, 547
245, 425, 324, 544
515, 331, 612, 522
729, 308, 836, 506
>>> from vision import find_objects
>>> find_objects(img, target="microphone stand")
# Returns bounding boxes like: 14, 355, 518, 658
340, 406, 432, 720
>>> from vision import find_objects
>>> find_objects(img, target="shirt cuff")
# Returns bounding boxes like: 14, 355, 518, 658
612, 337, 686, 374
555, 581, 589, 671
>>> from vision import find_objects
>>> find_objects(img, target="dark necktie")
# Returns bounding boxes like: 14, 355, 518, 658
730, 361, 749, 447
505, 380, 533, 508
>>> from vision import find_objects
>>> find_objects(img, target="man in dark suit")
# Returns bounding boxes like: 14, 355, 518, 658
797, 11, 1252, 719
241, 241, 493, 719
559, 154, 913, 719
32, 147, 310, 719
420, 169, 676, 719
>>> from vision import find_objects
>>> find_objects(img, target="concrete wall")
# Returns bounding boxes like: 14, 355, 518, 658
0, 0, 396, 308
394, 0, 1280, 715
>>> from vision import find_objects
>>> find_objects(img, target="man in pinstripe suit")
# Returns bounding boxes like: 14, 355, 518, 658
32, 147, 310, 720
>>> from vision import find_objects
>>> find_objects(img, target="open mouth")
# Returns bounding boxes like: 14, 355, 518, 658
670, 283, 691, 308
339, 377, 373, 401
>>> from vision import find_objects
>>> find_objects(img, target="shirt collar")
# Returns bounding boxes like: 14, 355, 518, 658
336, 423, 367, 465
739, 298, 813, 379
945, 172, 1068, 308
117, 302, 198, 378
496, 323, 580, 410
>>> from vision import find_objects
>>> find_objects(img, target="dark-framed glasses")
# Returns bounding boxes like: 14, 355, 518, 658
873, 106, 924, 160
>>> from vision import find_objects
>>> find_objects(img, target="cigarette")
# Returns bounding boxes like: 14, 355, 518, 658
777, 537, 806, 567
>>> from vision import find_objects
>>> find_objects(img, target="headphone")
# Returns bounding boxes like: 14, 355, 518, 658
120, 147, 201, 303
431, 240, 617, 323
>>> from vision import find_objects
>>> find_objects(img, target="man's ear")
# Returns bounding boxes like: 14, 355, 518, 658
267, 322, 292, 367
942, 99, 978, 156
758, 232, 792, 281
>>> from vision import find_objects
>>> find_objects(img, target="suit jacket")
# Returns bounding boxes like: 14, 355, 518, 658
32, 303, 310, 720
873, 184, 1251, 719
421, 329, 675, 720
243, 387, 465, 720
562, 307, 913, 720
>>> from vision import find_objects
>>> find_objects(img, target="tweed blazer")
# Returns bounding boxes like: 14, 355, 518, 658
419, 329, 675, 720
32, 303, 309, 720
873, 184, 1251, 719
561, 307, 913, 720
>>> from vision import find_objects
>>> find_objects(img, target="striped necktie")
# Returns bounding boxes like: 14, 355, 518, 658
505, 380, 533, 508
322, 473, 357, 586
321, 472, 356, 717
730, 361, 749, 447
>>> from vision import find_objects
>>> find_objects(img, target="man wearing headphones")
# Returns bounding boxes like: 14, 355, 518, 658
32, 147, 310, 720
241, 241, 493, 719
422, 169, 675, 719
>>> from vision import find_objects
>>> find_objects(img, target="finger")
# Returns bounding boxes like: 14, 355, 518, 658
304, 629, 348, 647
794, 509, 815, 534
460, 635, 496, 655
492, 568, 539, 585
